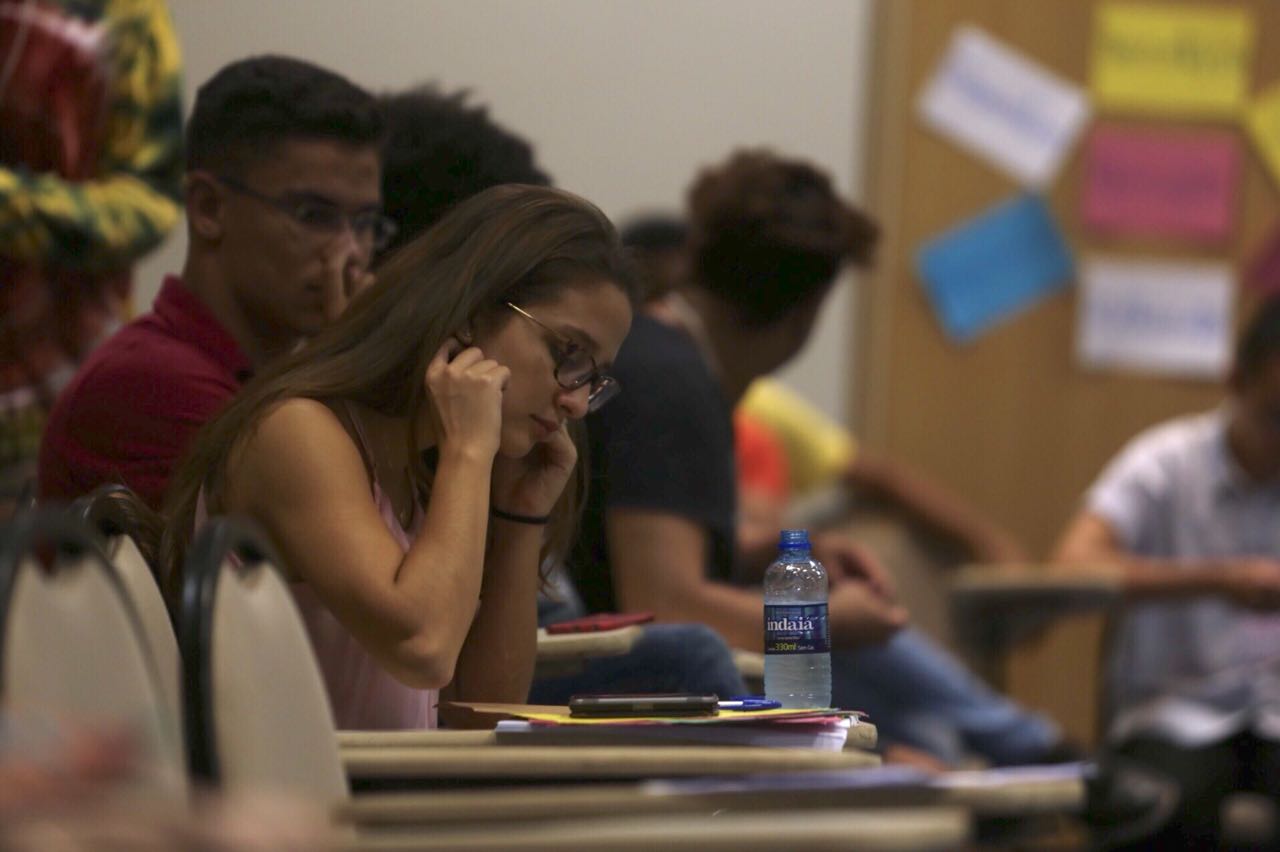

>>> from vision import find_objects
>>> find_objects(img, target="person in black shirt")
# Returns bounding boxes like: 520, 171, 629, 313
574, 314, 736, 613
572, 150, 1067, 765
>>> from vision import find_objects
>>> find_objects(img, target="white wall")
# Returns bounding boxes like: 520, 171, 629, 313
138, 0, 874, 423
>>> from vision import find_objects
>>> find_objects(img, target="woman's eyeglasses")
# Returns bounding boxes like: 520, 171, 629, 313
506, 303, 620, 412
216, 174, 398, 251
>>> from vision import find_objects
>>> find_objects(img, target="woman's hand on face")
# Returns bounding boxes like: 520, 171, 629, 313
425, 341, 509, 459
491, 422, 578, 518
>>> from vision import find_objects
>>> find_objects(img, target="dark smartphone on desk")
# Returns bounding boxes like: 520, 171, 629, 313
568, 693, 719, 717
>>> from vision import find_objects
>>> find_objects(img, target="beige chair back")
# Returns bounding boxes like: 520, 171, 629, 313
105, 534, 183, 727
0, 512, 185, 799
71, 485, 183, 725
180, 517, 347, 805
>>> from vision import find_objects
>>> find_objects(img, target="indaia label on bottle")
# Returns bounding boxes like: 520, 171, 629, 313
764, 603, 830, 654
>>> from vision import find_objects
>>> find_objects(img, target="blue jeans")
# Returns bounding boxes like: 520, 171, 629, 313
833, 628, 1061, 765
531, 570, 747, 702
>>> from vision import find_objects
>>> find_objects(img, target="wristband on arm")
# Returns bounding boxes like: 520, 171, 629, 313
490, 506, 550, 525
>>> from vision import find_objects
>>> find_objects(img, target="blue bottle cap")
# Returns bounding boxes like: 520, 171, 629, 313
778, 529, 810, 549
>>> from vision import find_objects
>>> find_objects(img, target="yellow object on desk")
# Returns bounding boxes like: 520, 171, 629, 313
512, 705, 858, 726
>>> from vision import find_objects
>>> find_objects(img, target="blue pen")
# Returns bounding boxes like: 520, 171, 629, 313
718, 696, 782, 711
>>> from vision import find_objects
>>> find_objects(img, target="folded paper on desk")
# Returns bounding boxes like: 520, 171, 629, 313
494, 717, 853, 751
447, 702, 860, 724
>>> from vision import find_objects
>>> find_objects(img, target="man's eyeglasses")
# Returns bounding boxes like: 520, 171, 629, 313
506, 302, 620, 412
216, 175, 398, 251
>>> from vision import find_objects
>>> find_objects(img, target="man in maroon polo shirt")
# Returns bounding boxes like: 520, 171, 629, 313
38, 56, 391, 508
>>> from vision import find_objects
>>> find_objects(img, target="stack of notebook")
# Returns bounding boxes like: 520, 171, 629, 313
452, 704, 864, 751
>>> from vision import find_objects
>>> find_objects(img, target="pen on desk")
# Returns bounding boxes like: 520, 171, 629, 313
718, 697, 782, 710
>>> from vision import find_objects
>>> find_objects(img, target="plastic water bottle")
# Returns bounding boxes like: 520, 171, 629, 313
763, 529, 831, 708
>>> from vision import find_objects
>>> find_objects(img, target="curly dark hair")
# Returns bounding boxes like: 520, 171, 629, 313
686, 149, 878, 326
186, 55, 382, 176
619, 214, 688, 302
377, 85, 551, 258
620, 215, 687, 253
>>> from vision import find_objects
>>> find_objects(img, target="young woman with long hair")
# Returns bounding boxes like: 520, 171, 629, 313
161, 184, 635, 729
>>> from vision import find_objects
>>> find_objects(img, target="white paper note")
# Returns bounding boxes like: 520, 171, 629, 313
918, 26, 1091, 187
1076, 257, 1234, 379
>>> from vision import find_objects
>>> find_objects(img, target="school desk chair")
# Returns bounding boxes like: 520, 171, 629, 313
948, 560, 1122, 693
69, 484, 642, 760
0, 508, 186, 798
72, 484, 182, 728
948, 563, 1278, 846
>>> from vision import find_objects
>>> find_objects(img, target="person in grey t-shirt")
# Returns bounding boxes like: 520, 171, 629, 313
1054, 298, 1280, 850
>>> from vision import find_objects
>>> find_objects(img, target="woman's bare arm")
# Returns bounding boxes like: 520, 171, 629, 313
227, 399, 493, 689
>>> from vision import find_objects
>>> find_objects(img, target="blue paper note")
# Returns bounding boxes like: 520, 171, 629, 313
916, 194, 1074, 343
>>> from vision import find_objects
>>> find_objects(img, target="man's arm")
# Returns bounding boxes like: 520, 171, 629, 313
609, 508, 906, 652
1053, 510, 1280, 609
609, 508, 769, 651
845, 451, 1025, 562
737, 490, 787, 573
738, 381, 1024, 563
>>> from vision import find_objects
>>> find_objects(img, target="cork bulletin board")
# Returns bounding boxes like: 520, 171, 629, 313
854, 0, 1280, 741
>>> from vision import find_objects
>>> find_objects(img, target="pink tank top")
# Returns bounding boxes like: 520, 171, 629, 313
200, 403, 438, 730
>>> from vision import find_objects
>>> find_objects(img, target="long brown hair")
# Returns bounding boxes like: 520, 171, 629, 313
160, 184, 636, 595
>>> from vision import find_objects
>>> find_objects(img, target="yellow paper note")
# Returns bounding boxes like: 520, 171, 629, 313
516, 707, 851, 726
1247, 83, 1280, 189
1091, 3, 1254, 117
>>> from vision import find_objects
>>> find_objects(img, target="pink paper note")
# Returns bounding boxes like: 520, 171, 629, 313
1246, 222, 1280, 295
1081, 125, 1241, 242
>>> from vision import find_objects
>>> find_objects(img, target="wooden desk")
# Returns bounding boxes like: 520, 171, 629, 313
341, 782, 920, 825
533, 625, 643, 677
338, 722, 878, 753
339, 759, 1078, 849
345, 806, 969, 851
338, 730, 497, 749
951, 563, 1122, 610
950, 563, 1122, 678
845, 721, 878, 751
933, 766, 1085, 816
342, 744, 880, 783
341, 764, 1082, 825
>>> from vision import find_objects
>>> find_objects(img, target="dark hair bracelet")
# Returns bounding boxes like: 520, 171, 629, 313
491, 506, 551, 525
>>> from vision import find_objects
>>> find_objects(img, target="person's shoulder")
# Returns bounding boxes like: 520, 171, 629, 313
741, 378, 804, 415
51, 318, 211, 421
230, 399, 357, 484
1085, 412, 1221, 539
612, 316, 712, 398
616, 315, 701, 371
253, 398, 345, 445
225, 399, 372, 521
76, 313, 228, 390
1119, 410, 1219, 466
1092, 411, 1219, 502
